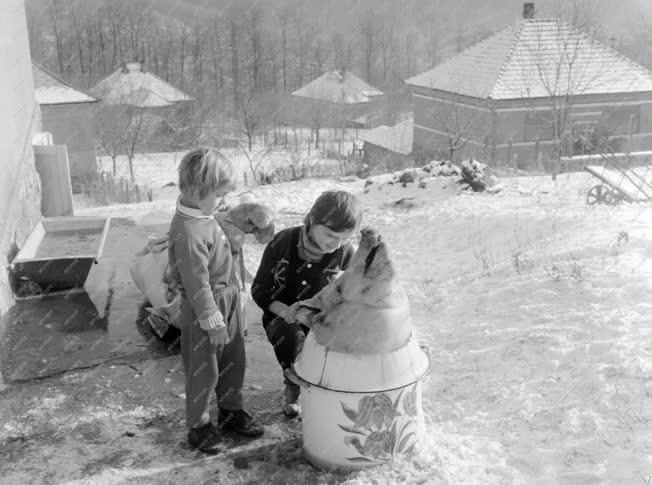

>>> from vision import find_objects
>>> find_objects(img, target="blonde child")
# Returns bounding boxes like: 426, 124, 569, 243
168, 147, 263, 454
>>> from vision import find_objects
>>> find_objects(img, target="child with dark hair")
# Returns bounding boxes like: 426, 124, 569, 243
168, 147, 264, 454
251, 190, 362, 417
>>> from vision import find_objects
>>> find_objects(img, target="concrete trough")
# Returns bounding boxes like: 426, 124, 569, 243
9, 216, 111, 298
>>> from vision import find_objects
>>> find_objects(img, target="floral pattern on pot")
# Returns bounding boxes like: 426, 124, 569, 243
339, 384, 419, 463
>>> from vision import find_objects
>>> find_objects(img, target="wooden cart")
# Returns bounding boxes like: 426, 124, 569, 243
584, 162, 652, 205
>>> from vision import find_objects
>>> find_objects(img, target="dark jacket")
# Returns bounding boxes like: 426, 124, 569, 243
251, 226, 355, 326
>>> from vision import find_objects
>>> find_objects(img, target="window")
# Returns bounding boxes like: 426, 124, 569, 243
524, 111, 554, 141
601, 106, 641, 135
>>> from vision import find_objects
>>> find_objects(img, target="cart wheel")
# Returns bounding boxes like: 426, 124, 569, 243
586, 185, 609, 205
605, 190, 623, 206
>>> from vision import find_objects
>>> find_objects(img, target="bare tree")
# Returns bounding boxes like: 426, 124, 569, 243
245, 5, 264, 91
93, 85, 149, 182
359, 12, 379, 84
94, 105, 124, 176
279, 12, 289, 92
238, 91, 272, 151
210, 17, 225, 96
429, 98, 489, 161
123, 103, 147, 181
520, 3, 615, 179
237, 143, 272, 184
46, 0, 67, 75
230, 19, 240, 110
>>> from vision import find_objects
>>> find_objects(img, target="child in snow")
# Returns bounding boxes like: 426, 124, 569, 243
251, 190, 362, 417
168, 147, 263, 454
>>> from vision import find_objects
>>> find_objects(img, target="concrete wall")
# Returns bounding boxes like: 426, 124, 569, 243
0, 0, 42, 383
40, 103, 97, 179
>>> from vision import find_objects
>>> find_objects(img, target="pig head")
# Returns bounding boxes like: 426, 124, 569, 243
295, 228, 412, 354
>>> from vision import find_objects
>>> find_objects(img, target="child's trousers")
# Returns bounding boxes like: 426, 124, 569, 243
180, 284, 245, 429
263, 317, 310, 385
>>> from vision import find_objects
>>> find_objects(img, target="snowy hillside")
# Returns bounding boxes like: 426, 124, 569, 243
76, 170, 652, 484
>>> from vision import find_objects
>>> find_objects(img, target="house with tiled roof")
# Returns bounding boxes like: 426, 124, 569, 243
90, 62, 192, 108
90, 62, 193, 150
405, 2, 652, 169
292, 69, 383, 105
359, 116, 414, 171
288, 69, 385, 129
32, 62, 98, 180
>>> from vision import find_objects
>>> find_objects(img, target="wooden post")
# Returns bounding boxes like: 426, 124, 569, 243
507, 140, 513, 170
534, 139, 540, 171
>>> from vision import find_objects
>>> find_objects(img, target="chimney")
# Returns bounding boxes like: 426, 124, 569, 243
523, 2, 535, 19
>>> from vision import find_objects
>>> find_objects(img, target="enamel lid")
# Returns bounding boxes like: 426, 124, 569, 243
294, 331, 430, 393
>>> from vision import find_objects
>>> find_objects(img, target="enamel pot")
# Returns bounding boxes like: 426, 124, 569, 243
286, 331, 431, 473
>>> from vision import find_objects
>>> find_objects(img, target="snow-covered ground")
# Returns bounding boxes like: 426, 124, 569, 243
90, 141, 363, 206
75, 168, 652, 484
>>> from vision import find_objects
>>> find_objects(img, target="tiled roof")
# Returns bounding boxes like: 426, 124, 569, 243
359, 116, 413, 155
405, 19, 652, 100
32, 62, 97, 105
292, 69, 383, 104
90, 63, 192, 107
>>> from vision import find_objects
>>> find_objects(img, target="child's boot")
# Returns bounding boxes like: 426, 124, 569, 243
217, 409, 264, 437
188, 422, 221, 454
283, 383, 301, 417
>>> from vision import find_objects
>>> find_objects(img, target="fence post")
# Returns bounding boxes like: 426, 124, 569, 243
507, 140, 513, 170
534, 139, 540, 171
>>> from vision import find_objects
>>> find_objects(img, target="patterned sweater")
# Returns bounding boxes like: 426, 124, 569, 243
167, 201, 237, 330
251, 226, 355, 327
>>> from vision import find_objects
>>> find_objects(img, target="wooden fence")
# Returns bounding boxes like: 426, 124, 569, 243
80, 172, 152, 205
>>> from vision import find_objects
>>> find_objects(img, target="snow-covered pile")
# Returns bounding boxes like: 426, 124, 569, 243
423, 159, 462, 177
364, 158, 502, 196
361, 158, 506, 209
459, 158, 503, 193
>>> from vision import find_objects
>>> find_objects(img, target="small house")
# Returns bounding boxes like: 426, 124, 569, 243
90, 62, 193, 149
289, 69, 384, 128
32, 62, 98, 181
359, 116, 414, 172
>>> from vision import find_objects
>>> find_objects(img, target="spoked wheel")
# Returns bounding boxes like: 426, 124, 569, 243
604, 189, 624, 206
586, 185, 609, 205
